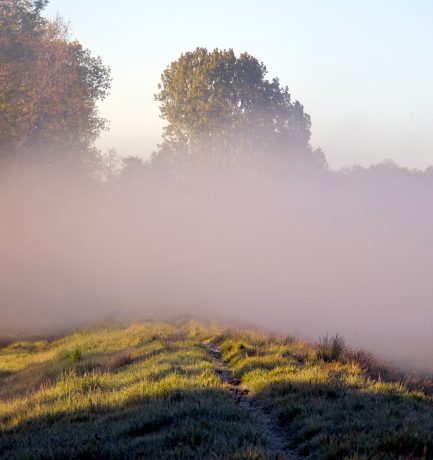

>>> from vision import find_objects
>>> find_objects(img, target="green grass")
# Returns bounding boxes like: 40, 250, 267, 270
217, 332, 433, 459
0, 322, 274, 459
1, 321, 433, 459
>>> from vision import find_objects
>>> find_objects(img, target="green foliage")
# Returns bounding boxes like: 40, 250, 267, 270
155, 47, 325, 168
0, 1, 111, 169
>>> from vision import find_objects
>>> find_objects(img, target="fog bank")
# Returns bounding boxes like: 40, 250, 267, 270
1, 160, 433, 370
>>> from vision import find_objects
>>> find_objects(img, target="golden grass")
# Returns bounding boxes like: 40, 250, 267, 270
1, 321, 433, 459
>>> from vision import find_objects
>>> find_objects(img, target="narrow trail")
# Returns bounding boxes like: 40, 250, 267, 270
202, 342, 300, 460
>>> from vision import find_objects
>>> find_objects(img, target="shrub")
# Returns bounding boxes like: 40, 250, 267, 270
346, 348, 375, 371
317, 334, 346, 362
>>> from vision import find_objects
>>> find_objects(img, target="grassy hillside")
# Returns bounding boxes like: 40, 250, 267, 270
1, 321, 432, 459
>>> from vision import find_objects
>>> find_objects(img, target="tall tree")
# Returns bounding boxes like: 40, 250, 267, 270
154, 47, 325, 168
0, 0, 111, 170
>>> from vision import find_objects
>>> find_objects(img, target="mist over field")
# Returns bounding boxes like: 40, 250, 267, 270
2, 2, 433, 376
2, 160, 433, 370
4, 3, 433, 459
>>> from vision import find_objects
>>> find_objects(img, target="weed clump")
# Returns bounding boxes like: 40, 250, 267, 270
60, 348, 83, 364
346, 348, 375, 370
316, 334, 346, 362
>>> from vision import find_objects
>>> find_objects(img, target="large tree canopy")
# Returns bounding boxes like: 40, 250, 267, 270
154, 47, 325, 168
0, 0, 111, 169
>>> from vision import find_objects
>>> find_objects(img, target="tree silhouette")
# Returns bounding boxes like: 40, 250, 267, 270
154, 47, 325, 169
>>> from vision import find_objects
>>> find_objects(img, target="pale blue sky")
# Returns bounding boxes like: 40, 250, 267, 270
44, 1, 433, 169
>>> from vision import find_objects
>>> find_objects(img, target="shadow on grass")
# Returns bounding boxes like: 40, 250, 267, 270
146, 366, 207, 382
0, 387, 274, 460
255, 379, 433, 459
4, 376, 433, 459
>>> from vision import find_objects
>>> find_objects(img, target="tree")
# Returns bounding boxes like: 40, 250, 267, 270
0, 0, 111, 170
120, 156, 148, 181
154, 47, 325, 168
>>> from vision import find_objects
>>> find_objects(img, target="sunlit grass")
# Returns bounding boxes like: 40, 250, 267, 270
218, 333, 433, 459
1, 321, 433, 459
0, 322, 273, 459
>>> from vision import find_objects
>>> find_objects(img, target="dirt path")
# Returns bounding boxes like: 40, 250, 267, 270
202, 342, 300, 460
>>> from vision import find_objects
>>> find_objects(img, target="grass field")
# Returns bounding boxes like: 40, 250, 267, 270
1, 321, 433, 459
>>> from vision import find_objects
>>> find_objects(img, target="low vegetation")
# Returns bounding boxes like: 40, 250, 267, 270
217, 331, 433, 459
1, 322, 433, 459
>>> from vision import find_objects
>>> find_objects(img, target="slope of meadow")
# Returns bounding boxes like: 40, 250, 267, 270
1, 321, 433, 459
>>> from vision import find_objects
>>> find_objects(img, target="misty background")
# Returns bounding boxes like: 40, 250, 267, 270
1, 1, 433, 372
2, 161, 433, 370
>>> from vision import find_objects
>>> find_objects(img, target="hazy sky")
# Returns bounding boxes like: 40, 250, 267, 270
44, 0, 433, 169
